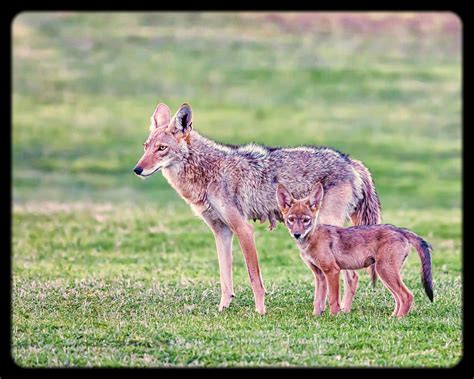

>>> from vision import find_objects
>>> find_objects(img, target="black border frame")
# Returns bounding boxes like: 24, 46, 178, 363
2, 4, 468, 376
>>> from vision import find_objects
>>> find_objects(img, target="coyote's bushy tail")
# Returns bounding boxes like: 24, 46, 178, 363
351, 159, 382, 287
400, 229, 434, 302
351, 159, 382, 226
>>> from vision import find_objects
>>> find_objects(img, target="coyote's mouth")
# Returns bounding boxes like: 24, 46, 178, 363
137, 166, 162, 178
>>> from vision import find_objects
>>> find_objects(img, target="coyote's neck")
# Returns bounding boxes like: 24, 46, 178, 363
161, 131, 228, 207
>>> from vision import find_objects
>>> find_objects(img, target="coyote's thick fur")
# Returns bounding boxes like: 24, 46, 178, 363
277, 182, 433, 317
133, 102, 381, 314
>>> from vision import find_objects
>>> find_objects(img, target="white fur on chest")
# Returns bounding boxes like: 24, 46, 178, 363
300, 248, 319, 267
162, 166, 195, 204
162, 167, 212, 220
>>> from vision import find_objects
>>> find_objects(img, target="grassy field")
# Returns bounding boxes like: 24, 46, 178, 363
11, 12, 462, 367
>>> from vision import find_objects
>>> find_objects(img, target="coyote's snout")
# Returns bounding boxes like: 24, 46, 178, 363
134, 101, 382, 314
277, 182, 433, 317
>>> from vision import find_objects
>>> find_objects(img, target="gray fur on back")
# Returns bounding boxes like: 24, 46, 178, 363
161, 131, 364, 227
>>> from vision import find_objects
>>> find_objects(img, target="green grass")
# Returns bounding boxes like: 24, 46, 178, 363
11, 12, 462, 367
12, 205, 462, 367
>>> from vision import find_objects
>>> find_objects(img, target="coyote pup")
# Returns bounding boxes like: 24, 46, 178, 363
276, 182, 433, 317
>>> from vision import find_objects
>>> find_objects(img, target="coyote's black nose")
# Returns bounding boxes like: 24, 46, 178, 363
294, 233, 301, 239
133, 166, 143, 175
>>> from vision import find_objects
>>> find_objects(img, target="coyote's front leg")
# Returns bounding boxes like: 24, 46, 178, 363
222, 208, 266, 315
206, 219, 235, 311
207, 183, 266, 315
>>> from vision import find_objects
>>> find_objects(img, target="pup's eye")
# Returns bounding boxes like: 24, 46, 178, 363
287, 216, 295, 223
156, 145, 168, 152
303, 218, 311, 224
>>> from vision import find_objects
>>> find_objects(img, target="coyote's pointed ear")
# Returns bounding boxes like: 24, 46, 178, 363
150, 103, 171, 131
308, 183, 324, 211
276, 184, 294, 212
169, 103, 193, 137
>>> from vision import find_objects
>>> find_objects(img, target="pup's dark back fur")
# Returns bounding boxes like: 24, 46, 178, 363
320, 224, 434, 302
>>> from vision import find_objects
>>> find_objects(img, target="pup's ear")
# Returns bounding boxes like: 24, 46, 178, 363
308, 183, 324, 211
150, 103, 171, 131
276, 184, 293, 212
169, 103, 193, 137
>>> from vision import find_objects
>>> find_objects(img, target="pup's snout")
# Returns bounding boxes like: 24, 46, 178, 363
133, 166, 143, 175
293, 233, 301, 239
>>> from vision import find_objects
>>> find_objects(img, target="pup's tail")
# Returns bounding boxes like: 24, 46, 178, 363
400, 229, 434, 302
350, 159, 381, 287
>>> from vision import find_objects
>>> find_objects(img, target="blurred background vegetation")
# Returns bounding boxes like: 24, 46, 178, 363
12, 12, 461, 210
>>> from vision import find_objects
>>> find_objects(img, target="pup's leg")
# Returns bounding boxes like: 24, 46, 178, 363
313, 266, 328, 316
392, 245, 414, 316
379, 267, 413, 317
341, 270, 358, 312
323, 267, 341, 315
303, 260, 328, 315
392, 274, 414, 317
378, 244, 414, 317
375, 262, 401, 316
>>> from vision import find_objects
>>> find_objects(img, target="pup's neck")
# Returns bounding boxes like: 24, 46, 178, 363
296, 235, 311, 249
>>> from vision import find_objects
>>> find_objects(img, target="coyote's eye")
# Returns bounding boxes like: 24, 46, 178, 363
156, 145, 168, 152
287, 216, 295, 224
303, 217, 311, 224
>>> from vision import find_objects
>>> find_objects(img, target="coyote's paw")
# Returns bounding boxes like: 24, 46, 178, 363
218, 294, 234, 312
313, 305, 325, 316
256, 305, 266, 315
267, 214, 277, 231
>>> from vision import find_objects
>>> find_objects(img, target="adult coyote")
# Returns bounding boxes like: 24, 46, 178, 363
133, 102, 381, 314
